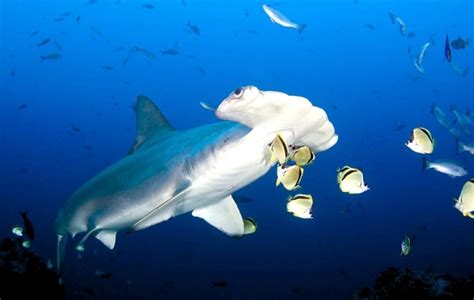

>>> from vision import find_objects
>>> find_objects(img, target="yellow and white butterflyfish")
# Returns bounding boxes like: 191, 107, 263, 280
287, 194, 313, 219
243, 217, 257, 235
454, 178, 474, 219
290, 145, 315, 166
276, 164, 303, 191
337, 166, 369, 194
269, 133, 289, 165
405, 127, 434, 154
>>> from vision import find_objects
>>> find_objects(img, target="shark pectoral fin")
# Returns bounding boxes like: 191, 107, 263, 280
192, 195, 244, 237
128, 95, 175, 155
95, 230, 117, 249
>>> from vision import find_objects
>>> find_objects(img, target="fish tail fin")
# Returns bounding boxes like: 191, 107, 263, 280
298, 24, 307, 34
457, 139, 465, 154
422, 157, 430, 171
56, 234, 67, 284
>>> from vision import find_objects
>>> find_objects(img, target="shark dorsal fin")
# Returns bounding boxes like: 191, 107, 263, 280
128, 95, 174, 154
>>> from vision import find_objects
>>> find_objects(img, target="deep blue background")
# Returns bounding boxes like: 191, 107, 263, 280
1, 0, 473, 298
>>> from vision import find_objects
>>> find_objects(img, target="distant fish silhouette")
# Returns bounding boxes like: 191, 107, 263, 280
20, 211, 35, 240
187, 21, 200, 36
17, 104, 28, 111
40, 53, 62, 60
36, 38, 51, 47
141, 3, 154, 9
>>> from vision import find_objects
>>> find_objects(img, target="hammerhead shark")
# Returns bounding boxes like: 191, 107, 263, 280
55, 86, 338, 276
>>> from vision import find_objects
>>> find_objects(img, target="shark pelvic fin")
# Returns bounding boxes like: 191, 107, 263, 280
128, 95, 175, 155
95, 230, 117, 249
192, 195, 244, 237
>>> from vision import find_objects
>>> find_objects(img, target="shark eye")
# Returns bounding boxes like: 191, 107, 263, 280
233, 87, 244, 98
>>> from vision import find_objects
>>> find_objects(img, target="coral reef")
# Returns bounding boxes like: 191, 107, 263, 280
0, 238, 65, 299
353, 267, 474, 300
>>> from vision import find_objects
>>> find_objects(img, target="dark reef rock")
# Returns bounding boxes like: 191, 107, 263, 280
0, 238, 65, 299
353, 267, 474, 300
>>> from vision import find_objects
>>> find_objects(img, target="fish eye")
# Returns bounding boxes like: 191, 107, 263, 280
233, 87, 244, 98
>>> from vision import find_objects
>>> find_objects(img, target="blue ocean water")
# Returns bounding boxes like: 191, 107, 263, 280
1, 0, 473, 299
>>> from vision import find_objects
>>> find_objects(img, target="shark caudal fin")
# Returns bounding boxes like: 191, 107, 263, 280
56, 234, 68, 283
192, 195, 244, 237
128, 95, 175, 155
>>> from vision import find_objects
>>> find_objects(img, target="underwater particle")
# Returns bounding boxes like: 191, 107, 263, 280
12, 225, 24, 237
454, 178, 474, 218
102, 65, 114, 70
400, 236, 411, 255
212, 280, 229, 288
422, 158, 467, 178
287, 194, 313, 219
84, 0, 97, 5
269, 133, 289, 165
290, 145, 315, 166
19, 211, 35, 240
76, 16, 81, 23
187, 21, 200, 36
262, 4, 306, 34
54, 17, 64, 22
276, 164, 303, 191
405, 127, 434, 154
30, 30, 40, 36
22, 240, 31, 249
337, 166, 369, 194
75, 244, 85, 251
243, 217, 257, 235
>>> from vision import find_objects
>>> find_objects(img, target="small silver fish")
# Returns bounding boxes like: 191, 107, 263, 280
423, 158, 467, 178
262, 4, 306, 34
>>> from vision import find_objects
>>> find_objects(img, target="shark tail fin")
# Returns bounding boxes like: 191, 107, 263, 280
298, 24, 307, 34
422, 157, 430, 171
128, 95, 175, 155
56, 234, 68, 284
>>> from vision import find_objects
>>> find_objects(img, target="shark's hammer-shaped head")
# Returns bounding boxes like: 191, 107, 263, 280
216, 85, 338, 153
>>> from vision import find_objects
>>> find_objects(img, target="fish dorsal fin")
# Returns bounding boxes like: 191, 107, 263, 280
192, 195, 244, 237
128, 95, 175, 154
